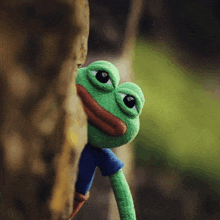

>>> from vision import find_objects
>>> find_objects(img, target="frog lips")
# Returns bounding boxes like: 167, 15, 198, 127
76, 84, 127, 136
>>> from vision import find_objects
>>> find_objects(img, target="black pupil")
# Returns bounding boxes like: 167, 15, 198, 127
123, 95, 135, 108
96, 71, 109, 83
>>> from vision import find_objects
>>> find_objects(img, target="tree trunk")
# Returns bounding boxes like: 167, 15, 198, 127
0, 1, 89, 219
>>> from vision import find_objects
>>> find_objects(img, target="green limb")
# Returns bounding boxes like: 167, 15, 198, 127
109, 169, 136, 220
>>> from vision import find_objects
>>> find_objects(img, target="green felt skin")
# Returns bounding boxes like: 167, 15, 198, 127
76, 61, 145, 219
76, 60, 145, 148
109, 169, 136, 220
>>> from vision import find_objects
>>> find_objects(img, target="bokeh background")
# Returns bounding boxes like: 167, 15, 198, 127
77, 0, 220, 219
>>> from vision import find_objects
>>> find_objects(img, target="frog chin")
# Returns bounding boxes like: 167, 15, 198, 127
76, 84, 127, 137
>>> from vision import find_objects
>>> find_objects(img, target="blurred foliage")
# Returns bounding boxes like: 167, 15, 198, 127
133, 39, 220, 194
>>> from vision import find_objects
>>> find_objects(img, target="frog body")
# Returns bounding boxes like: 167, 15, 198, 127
70, 61, 145, 220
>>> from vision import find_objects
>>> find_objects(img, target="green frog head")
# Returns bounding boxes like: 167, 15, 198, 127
76, 61, 145, 148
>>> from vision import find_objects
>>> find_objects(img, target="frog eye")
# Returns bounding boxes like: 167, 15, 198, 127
92, 71, 112, 85
120, 93, 137, 111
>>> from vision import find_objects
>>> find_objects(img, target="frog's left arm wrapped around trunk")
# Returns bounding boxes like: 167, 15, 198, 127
70, 61, 145, 220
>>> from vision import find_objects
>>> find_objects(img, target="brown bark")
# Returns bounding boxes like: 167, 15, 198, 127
0, 1, 89, 220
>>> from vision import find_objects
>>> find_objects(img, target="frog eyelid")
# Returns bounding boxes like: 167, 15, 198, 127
116, 82, 145, 116
115, 86, 143, 117
119, 93, 138, 111
91, 70, 113, 86
87, 61, 120, 88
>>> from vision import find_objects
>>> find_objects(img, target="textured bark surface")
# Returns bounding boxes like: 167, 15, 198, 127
0, 1, 89, 219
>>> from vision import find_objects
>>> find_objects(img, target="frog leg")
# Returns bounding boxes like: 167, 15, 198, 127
109, 169, 136, 220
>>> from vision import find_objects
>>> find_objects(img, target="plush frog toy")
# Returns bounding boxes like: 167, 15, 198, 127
70, 61, 145, 220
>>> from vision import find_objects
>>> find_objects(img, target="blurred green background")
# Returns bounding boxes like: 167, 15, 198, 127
133, 38, 220, 195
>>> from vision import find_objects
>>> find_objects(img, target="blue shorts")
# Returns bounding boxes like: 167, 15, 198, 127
75, 144, 124, 195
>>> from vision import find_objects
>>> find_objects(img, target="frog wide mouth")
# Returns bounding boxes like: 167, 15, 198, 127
76, 84, 127, 136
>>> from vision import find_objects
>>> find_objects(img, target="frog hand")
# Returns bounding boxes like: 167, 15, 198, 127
69, 191, 90, 219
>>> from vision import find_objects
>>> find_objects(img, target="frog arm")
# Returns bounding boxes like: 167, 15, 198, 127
109, 169, 136, 220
